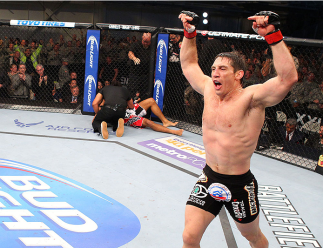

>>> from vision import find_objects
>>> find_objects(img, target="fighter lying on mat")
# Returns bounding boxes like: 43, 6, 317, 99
125, 97, 183, 136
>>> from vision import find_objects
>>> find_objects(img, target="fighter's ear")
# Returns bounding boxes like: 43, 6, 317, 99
235, 70, 244, 80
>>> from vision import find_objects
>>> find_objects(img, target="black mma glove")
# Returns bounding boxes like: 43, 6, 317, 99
252, 11, 283, 45
180, 10, 200, 39
255, 11, 280, 30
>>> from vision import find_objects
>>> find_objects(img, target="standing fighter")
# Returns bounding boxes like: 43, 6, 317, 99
179, 11, 297, 247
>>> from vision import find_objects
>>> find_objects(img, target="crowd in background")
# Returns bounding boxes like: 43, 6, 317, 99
0, 29, 323, 146
0, 30, 88, 104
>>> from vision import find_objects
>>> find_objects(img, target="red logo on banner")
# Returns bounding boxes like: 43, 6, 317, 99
201, 31, 208, 36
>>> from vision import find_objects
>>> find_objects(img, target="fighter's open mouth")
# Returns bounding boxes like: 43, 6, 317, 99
214, 81, 222, 89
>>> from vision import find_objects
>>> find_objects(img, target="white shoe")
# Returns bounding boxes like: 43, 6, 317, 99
101, 121, 109, 139
116, 118, 124, 137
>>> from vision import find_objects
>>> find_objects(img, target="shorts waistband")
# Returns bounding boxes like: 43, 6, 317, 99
203, 164, 254, 184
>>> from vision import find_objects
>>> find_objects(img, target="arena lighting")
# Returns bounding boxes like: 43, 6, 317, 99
203, 12, 208, 18
203, 19, 208, 25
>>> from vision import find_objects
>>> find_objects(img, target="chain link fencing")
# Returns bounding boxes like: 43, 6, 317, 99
0, 20, 322, 171
0, 20, 92, 114
95, 24, 158, 103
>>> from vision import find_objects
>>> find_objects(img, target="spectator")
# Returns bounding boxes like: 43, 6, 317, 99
242, 69, 254, 88
300, 65, 309, 79
57, 58, 70, 90
307, 81, 323, 111
71, 34, 78, 47
32, 64, 54, 101
277, 118, 305, 147
64, 40, 75, 64
74, 40, 85, 64
46, 38, 55, 53
6, 43, 15, 67
97, 80, 103, 93
70, 71, 77, 81
10, 51, 21, 68
99, 55, 118, 83
62, 79, 77, 101
306, 123, 323, 151
59, 34, 65, 48
0, 67, 11, 98
127, 32, 151, 97
9, 64, 32, 98
69, 85, 80, 104
7, 64, 18, 81
52, 86, 63, 103
47, 43, 61, 66
303, 71, 319, 107
14, 46, 43, 76
289, 71, 305, 107
29, 41, 37, 54
18, 39, 27, 53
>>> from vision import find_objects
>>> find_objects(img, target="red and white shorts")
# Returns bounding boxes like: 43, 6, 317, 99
124, 115, 144, 128
133, 103, 147, 117
124, 104, 147, 128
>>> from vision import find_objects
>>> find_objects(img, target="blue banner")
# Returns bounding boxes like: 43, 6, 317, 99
82, 30, 100, 113
152, 33, 169, 117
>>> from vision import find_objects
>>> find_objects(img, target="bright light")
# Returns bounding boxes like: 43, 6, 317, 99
203, 19, 208, 25
203, 12, 208, 18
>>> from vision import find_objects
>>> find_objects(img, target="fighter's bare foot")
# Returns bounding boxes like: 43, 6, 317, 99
163, 121, 178, 128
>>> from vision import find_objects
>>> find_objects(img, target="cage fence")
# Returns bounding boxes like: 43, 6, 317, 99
0, 20, 322, 171
0, 21, 92, 114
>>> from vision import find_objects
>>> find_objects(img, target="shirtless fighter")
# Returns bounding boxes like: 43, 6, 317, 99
179, 10, 297, 247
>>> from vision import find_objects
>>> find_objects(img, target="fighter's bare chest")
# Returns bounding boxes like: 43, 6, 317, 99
203, 96, 248, 130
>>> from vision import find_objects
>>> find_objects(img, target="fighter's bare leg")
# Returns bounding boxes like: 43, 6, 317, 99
142, 118, 183, 136
235, 215, 269, 248
182, 205, 215, 248
139, 98, 178, 127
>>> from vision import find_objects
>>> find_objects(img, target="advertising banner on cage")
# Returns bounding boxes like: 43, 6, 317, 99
82, 30, 100, 114
10, 20, 75, 28
152, 33, 169, 117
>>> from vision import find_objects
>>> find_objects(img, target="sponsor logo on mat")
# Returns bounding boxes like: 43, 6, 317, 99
0, 159, 140, 248
138, 136, 206, 169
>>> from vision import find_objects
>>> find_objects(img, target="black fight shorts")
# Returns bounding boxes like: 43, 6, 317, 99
186, 164, 259, 224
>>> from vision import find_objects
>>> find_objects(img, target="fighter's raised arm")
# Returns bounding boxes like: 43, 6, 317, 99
178, 11, 211, 95
248, 11, 298, 107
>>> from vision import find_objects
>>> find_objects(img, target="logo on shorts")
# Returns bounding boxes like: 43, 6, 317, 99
188, 184, 208, 206
244, 181, 258, 215
232, 199, 246, 221
190, 184, 208, 198
208, 183, 232, 202
197, 171, 208, 183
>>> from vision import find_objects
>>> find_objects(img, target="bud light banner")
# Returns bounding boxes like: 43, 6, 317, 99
152, 33, 169, 117
82, 30, 100, 114
0, 158, 141, 247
